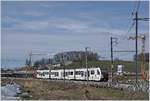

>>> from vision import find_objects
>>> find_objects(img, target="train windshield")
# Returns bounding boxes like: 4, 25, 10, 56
97, 70, 100, 75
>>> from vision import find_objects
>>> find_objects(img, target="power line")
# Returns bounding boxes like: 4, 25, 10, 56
132, 1, 137, 14
135, 1, 141, 13
126, 21, 135, 35
128, 1, 140, 32
132, 1, 141, 15
122, 1, 141, 40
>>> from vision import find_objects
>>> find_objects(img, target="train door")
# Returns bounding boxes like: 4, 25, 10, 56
89, 70, 95, 80
74, 69, 76, 80
61, 72, 63, 79
84, 70, 89, 80
49, 69, 51, 79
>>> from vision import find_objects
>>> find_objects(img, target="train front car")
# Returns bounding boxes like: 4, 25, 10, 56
87, 68, 101, 81
75, 67, 108, 82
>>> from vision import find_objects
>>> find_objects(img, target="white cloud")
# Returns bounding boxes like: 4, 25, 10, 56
2, 6, 147, 36
2, 15, 128, 36
22, 11, 47, 17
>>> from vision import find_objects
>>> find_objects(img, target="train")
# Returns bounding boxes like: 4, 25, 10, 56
36, 67, 109, 82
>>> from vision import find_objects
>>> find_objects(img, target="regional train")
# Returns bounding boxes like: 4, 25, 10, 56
36, 67, 108, 82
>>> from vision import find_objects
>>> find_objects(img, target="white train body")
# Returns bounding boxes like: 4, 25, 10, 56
36, 67, 108, 82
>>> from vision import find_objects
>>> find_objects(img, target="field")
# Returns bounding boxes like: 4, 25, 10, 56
1, 78, 149, 100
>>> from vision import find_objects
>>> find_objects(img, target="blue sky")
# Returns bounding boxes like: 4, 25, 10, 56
1, 1, 149, 68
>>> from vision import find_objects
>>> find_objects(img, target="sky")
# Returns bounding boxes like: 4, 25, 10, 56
1, 1, 149, 69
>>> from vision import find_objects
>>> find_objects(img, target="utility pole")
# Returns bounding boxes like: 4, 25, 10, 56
61, 54, 65, 86
85, 47, 88, 83
135, 11, 138, 83
49, 60, 53, 80
140, 35, 146, 80
128, 35, 146, 80
133, 12, 149, 82
85, 47, 90, 83
110, 37, 118, 82
29, 52, 32, 67
26, 52, 32, 78
110, 37, 114, 82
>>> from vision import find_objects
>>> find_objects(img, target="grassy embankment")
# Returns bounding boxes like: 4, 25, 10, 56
2, 78, 148, 100
64, 60, 149, 72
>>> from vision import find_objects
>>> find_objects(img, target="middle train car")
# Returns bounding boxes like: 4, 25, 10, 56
36, 67, 108, 82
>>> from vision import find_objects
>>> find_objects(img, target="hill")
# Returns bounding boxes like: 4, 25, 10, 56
60, 60, 149, 73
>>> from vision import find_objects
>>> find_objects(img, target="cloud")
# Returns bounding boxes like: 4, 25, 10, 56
2, 17, 49, 31
2, 2, 148, 36
22, 11, 47, 17
2, 15, 127, 36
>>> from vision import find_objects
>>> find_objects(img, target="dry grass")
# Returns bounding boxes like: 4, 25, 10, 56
1, 78, 149, 100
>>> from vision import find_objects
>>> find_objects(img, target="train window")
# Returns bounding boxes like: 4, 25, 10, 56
70, 72, 73, 75
51, 72, 59, 76
44, 72, 49, 75
97, 70, 100, 75
41, 73, 44, 76
81, 71, 84, 77
67, 72, 69, 76
91, 70, 95, 75
51, 72, 54, 75
75, 71, 79, 75
61, 72, 64, 76
65, 72, 69, 76
55, 72, 59, 76
78, 71, 80, 75
61, 72, 63, 76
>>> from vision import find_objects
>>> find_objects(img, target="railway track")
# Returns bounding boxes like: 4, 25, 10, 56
2, 77, 149, 94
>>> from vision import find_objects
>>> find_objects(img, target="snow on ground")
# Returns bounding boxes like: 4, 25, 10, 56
1, 83, 21, 100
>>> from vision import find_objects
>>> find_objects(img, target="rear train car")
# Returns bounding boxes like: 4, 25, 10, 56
36, 70, 49, 79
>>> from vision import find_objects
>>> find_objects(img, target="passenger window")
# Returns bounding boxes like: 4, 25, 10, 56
65, 72, 68, 76
97, 70, 100, 75
81, 71, 84, 77
75, 71, 78, 75
55, 72, 58, 76
70, 72, 73, 75
52, 72, 59, 76
91, 70, 95, 75
44, 72, 48, 75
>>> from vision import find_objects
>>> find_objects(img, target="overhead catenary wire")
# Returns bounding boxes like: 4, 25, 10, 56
135, 1, 141, 13
120, 1, 141, 40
